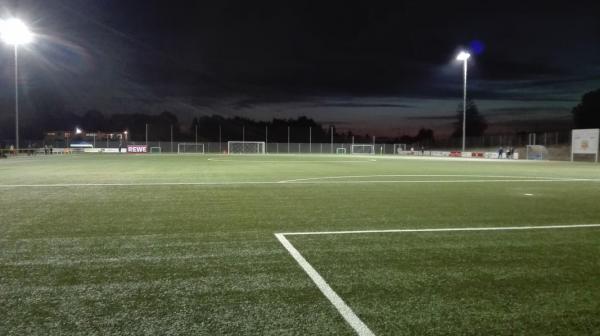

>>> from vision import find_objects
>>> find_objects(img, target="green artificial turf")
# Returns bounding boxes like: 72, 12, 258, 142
0, 154, 599, 335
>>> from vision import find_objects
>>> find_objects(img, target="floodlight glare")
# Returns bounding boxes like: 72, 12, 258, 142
456, 51, 471, 61
75, 127, 83, 135
2, 18, 33, 152
0, 18, 33, 45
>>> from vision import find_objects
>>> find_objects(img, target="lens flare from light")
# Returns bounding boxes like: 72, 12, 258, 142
0, 18, 33, 45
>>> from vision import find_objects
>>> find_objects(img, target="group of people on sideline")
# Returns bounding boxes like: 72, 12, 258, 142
43, 145, 54, 155
498, 146, 515, 159
0, 144, 55, 158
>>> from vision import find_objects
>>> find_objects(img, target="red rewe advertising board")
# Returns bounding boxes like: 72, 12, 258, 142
127, 145, 148, 153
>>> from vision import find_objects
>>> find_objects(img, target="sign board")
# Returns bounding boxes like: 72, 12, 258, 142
127, 145, 148, 153
571, 129, 599, 162
84, 148, 125, 153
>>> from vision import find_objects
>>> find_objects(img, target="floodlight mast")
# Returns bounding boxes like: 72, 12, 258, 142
456, 51, 470, 152
1, 18, 33, 152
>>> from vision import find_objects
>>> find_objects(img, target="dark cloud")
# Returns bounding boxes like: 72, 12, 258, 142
314, 103, 415, 108
405, 115, 456, 121
486, 107, 570, 115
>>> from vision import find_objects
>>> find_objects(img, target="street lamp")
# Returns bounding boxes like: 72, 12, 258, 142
456, 51, 471, 152
1, 18, 33, 152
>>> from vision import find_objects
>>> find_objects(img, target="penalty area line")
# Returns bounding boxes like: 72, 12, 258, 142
279, 223, 600, 236
276, 223, 600, 335
274, 233, 375, 336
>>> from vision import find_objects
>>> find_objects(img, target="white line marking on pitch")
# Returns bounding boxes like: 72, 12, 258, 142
275, 224, 600, 335
280, 179, 592, 184
0, 178, 595, 188
277, 174, 575, 183
279, 223, 600, 236
275, 233, 375, 336
208, 158, 375, 163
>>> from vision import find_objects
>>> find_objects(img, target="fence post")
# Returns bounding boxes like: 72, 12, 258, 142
309, 127, 312, 153
330, 126, 333, 153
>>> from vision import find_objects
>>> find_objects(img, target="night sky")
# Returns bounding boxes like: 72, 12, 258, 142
1, 0, 599, 137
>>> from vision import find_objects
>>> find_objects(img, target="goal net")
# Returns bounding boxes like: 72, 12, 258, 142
178, 143, 205, 154
351, 144, 375, 155
227, 141, 266, 154
150, 147, 162, 153
336, 148, 346, 154
526, 145, 548, 160
393, 144, 407, 154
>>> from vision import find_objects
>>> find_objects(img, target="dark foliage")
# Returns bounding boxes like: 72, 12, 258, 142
452, 99, 488, 138
572, 89, 600, 128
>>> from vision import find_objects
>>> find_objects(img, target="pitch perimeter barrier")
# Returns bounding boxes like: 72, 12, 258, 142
2, 142, 518, 159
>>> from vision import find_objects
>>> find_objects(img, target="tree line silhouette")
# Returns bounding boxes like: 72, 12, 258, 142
3, 87, 598, 145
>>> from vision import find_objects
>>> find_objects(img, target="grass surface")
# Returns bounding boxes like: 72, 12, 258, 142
1, 154, 599, 335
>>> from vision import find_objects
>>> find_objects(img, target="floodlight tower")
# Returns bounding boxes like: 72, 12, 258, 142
456, 51, 471, 152
1, 18, 33, 152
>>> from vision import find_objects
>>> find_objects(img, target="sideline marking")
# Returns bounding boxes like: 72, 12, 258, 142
275, 224, 600, 335
0, 177, 594, 188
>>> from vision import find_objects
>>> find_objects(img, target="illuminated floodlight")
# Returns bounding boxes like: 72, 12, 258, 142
123, 130, 128, 135
2, 18, 33, 151
456, 51, 471, 61
455, 50, 472, 152
75, 127, 83, 135
0, 18, 33, 45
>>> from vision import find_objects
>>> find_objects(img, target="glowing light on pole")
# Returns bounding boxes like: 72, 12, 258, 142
456, 51, 471, 152
1, 18, 33, 152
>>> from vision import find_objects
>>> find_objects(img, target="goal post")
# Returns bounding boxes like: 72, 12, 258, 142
351, 144, 375, 155
227, 141, 266, 154
149, 147, 162, 154
336, 148, 346, 154
393, 144, 407, 154
177, 143, 205, 154
526, 145, 548, 160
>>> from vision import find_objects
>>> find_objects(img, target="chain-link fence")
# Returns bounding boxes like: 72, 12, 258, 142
2, 130, 576, 159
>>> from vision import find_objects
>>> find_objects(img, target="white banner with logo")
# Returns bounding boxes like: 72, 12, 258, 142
572, 129, 599, 154
127, 145, 148, 153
